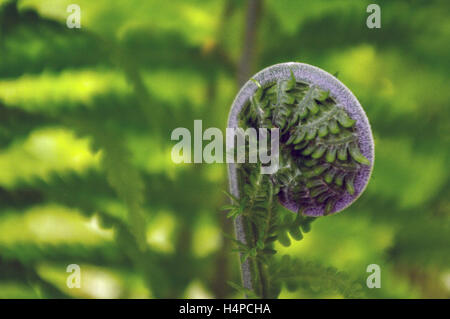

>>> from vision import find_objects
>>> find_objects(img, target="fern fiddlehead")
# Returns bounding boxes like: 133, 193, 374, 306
226, 63, 374, 298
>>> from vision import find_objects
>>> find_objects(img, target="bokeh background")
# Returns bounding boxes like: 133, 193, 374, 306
0, 0, 448, 298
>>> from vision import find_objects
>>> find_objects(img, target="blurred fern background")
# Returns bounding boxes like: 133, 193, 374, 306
0, 0, 448, 298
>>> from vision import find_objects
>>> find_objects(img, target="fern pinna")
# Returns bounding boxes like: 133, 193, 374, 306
225, 63, 374, 298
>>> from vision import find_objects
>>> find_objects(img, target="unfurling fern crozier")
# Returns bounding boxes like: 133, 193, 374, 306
229, 63, 374, 217
226, 63, 374, 296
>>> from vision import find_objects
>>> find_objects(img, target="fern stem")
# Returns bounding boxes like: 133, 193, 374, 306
233, 214, 255, 293
257, 260, 270, 298
231, 0, 264, 296
228, 166, 273, 298
227, 167, 255, 294
228, 62, 374, 298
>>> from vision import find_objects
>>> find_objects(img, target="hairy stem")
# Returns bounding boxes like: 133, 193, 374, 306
233, 0, 264, 298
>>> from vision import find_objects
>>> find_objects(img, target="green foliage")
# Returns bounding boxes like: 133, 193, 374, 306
59, 115, 148, 251
241, 72, 369, 216
268, 255, 363, 298
227, 280, 259, 299
227, 71, 369, 298
0, 0, 448, 299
